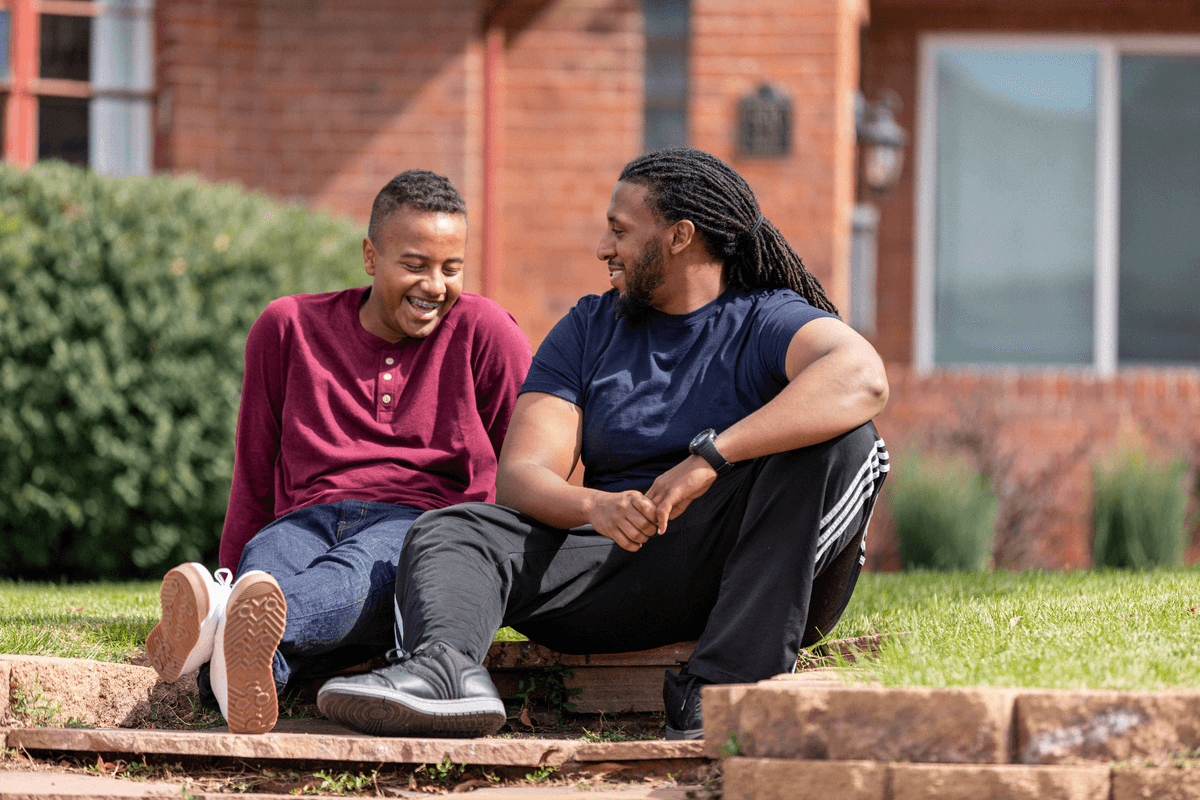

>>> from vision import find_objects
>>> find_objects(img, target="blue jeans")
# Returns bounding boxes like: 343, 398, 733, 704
199, 500, 421, 701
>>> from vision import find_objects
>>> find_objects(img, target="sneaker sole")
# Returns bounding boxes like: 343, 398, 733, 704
222, 575, 287, 735
146, 565, 209, 683
665, 725, 705, 741
317, 685, 506, 738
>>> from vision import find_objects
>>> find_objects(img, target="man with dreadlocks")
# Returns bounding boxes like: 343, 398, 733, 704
317, 148, 890, 740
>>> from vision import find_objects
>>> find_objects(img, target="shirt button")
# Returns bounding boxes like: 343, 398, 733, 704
382, 394, 392, 404
385, 357, 395, 365
383, 373, 392, 381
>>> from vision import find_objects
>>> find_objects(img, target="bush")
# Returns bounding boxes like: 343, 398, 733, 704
891, 452, 998, 571
0, 161, 365, 579
1092, 450, 1186, 569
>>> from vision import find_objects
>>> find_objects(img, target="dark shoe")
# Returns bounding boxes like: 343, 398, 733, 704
316, 641, 505, 738
663, 668, 707, 740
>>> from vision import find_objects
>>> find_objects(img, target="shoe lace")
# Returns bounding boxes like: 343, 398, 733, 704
214, 568, 233, 588
678, 674, 700, 711
384, 647, 412, 664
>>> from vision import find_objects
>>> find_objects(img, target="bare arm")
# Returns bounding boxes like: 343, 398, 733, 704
495, 392, 660, 551
645, 317, 888, 530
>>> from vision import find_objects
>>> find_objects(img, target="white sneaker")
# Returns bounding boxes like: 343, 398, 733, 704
210, 570, 287, 735
146, 563, 233, 683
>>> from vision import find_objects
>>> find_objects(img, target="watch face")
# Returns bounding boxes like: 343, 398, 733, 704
690, 432, 707, 450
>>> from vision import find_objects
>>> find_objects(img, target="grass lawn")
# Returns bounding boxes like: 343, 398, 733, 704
834, 568, 1200, 690
2, 569, 1199, 690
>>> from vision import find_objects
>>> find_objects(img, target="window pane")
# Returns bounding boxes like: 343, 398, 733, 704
1, 11, 10, 81
1118, 55, 1200, 364
934, 50, 1097, 365
645, 108, 686, 152
92, 10, 153, 92
90, 97, 151, 176
40, 14, 91, 81
39, 96, 89, 165
643, 0, 688, 152
645, 0, 687, 37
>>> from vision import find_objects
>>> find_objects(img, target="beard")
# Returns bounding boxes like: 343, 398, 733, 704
612, 239, 665, 326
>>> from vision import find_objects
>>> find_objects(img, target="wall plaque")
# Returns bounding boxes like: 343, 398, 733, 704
739, 84, 792, 157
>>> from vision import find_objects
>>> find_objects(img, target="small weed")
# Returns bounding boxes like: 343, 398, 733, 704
716, 731, 743, 758
580, 724, 654, 743
515, 666, 583, 721
305, 769, 379, 794
415, 757, 466, 784
525, 764, 558, 783
9, 677, 92, 728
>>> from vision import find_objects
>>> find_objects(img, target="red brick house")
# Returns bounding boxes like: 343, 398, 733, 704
5, 0, 1198, 568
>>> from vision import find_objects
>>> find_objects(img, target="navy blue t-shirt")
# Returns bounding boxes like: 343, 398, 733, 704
520, 288, 836, 492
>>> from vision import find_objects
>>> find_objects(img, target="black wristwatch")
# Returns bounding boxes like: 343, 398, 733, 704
689, 428, 734, 475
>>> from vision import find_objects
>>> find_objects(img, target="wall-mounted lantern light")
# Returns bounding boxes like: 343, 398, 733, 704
856, 89, 907, 195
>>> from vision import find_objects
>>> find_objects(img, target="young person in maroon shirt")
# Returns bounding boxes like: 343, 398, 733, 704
144, 170, 532, 734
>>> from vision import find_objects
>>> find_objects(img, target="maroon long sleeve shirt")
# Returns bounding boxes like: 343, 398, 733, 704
219, 287, 532, 570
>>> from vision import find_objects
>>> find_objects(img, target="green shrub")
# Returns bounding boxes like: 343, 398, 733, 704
0, 161, 365, 579
1092, 450, 1186, 570
891, 452, 998, 571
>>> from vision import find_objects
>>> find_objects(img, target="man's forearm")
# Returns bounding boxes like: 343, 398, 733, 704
496, 463, 599, 529
714, 347, 887, 464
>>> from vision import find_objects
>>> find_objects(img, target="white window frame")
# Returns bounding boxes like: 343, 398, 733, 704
914, 33, 1200, 375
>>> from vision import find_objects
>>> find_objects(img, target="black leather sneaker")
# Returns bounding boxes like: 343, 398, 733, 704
317, 641, 506, 737
663, 668, 707, 740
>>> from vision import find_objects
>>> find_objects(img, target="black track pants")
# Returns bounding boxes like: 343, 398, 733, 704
395, 422, 888, 684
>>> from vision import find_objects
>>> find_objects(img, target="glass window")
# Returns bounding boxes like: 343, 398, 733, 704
933, 49, 1098, 365
1, 11, 11, 81
1118, 55, 1200, 364
39, 96, 89, 165
40, 14, 92, 81
643, 0, 688, 152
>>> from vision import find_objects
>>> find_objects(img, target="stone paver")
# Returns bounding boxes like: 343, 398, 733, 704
1, 656, 195, 730
1110, 766, 1200, 800
6, 719, 706, 768
889, 763, 1110, 800
722, 757, 886, 800
0, 769, 179, 798
703, 683, 1017, 764
0, 770, 703, 799
1016, 690, 1200, 764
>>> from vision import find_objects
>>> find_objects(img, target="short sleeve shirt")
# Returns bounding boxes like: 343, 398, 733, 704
520, 288, 836, 491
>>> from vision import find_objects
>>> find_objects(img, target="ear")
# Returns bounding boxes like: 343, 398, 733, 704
363, 237, 378, 277
667, 219, 697, 255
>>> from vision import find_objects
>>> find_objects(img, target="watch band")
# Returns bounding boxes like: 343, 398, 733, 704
689, 428, 733, 475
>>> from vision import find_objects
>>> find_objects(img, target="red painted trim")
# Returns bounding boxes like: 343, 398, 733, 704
481, 24, 505, 301
7, 0, 37, 166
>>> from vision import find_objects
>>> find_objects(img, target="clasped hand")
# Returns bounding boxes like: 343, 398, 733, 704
586, 455, 717, 552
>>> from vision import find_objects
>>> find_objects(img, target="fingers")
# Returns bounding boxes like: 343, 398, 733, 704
593, 491, 658, 551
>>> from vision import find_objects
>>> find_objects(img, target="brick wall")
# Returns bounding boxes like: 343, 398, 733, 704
870, 366, 1200, 571
691, 0, 865, 315
155, 0, 486, 291
857, 1, 1200, 570
153, 0, 862, 336
492, 0, 644, 345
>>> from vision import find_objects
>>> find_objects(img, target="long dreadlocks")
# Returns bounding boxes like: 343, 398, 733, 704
618, 147, 837, 315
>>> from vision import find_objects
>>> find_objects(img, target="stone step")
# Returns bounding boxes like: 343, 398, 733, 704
703, 679, 1200, 765
722, 758, 1198, 800
482, 633, 893, 713
3, 719, 707, 768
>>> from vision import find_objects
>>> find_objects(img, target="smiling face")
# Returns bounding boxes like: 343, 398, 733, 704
596, 181, 669, 319
359, 205, 466, 341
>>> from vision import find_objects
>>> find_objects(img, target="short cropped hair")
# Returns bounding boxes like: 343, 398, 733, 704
368, 170, 466, 242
